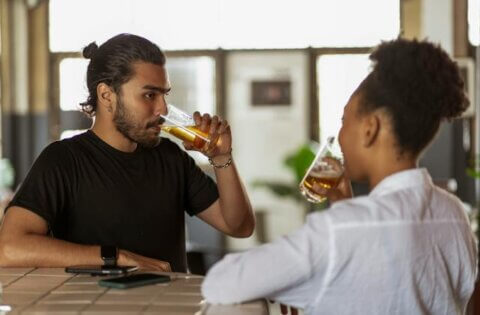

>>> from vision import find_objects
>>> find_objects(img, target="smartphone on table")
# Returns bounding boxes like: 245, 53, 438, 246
98, 273, 171, 289
65, 265, 138, 276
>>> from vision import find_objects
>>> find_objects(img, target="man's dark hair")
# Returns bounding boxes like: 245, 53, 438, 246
357, 38, 469, 155
80, 33, 166, 116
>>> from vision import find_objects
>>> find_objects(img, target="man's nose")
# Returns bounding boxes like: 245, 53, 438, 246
154, 97, 168, 117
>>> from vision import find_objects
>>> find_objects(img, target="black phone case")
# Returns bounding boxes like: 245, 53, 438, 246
65, 265, 138, 275
98, 273, 171, 289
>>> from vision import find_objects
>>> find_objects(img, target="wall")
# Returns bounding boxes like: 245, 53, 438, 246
225, 51, 309, 249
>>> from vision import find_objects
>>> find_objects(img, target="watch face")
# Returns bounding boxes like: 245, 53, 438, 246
101, 246, 117, 260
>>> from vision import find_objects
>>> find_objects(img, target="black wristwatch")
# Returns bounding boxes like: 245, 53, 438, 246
101, 245, 118, 266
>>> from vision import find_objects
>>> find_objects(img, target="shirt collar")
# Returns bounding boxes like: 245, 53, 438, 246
369, 168, 432, 197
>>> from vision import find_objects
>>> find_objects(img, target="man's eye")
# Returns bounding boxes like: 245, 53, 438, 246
145, 93, 156, 99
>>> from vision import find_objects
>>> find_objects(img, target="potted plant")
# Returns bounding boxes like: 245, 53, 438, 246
467, 157, 480, 238
252, 143, 329, 211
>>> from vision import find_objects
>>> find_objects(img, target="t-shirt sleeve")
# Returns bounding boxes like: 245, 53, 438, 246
180, 151, 219, 216
6, 142, 74, 229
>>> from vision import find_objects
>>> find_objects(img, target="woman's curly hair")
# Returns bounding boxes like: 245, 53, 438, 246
358, 38, 469, 155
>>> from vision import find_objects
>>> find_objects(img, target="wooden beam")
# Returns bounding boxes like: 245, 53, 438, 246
401, 0, 422, 40
28, 0, 50, 114
453, 0, 469, 57
0, 0, 12, 114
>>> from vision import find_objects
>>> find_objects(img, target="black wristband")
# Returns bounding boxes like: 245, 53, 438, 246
101, 245, 118, 266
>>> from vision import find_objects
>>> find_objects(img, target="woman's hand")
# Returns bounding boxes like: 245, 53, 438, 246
312, 157, 353, 203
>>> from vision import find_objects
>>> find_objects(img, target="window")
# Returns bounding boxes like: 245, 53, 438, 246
49, 0, 400, 51
49, 0, 399, 152
317, 54, 371, 145
468, 0, 479, 46
52, 56, 91, 140
160, 56, 217, 163
59, 58, 89, 112
166, 57, 216, 115
218, 0, 399, 49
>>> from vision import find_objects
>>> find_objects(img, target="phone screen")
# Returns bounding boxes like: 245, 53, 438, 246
98, 273, 171, 289
65, 265, 138, 275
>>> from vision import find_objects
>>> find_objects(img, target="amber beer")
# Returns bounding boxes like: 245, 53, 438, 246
299, 168, 342, 203
299, 136, 343, 203
161, 125, 210, 149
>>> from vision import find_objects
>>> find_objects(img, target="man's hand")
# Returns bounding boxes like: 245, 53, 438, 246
185, 112, 232, 159
118, 250, 171, 271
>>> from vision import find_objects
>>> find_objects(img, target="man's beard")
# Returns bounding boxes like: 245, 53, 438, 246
113, 96, 161, 148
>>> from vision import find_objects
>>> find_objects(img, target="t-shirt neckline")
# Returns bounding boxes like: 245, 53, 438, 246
86, 130, 144, 158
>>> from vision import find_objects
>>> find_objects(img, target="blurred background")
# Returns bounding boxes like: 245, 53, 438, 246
0, 0, 479, 285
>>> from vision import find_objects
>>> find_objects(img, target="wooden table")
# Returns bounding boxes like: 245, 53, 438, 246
0, 268, 268, 315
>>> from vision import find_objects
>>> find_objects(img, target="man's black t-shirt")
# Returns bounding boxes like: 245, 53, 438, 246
8, 131, 219, 272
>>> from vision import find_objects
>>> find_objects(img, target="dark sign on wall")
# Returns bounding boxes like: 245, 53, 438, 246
251, 81, 291, 106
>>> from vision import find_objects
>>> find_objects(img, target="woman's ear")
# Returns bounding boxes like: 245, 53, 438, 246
97, 83, 116, 113
362, 113, 380, 147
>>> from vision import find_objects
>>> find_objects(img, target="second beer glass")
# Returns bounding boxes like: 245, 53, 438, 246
299, 136, 344, 203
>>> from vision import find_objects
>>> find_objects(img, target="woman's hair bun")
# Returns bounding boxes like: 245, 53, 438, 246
82, 42, 98, 59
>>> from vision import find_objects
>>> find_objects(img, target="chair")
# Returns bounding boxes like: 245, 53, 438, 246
266, 300, 304, 315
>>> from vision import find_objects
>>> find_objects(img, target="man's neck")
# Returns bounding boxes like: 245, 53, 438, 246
91, 121, 137, 153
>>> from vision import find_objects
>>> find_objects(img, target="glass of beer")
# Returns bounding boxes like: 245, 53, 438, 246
299, 136, 343, 203
160, 104, 211, 149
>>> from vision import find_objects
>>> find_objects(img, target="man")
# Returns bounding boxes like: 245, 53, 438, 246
202, 38, 477, 314
0, 34, 255, 272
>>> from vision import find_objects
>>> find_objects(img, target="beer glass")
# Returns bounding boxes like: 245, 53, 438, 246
160, 104, 211, 149
299, 136, 343, 203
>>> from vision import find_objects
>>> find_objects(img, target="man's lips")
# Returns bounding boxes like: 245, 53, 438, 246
147, 117, 165, 129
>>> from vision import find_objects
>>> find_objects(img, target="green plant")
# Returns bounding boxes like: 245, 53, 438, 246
0, 158, 14, 189
466, 156, 480, 239
252, 144, 328, 210
466, 164, 480, 179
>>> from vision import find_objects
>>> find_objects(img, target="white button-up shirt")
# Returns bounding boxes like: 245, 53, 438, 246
202, 169, 478, 315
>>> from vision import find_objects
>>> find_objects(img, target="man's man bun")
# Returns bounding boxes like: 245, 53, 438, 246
82, 42, 98, 59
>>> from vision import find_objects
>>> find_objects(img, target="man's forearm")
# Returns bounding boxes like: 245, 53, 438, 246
213, 157, 255, 237
0, 233, 102, 267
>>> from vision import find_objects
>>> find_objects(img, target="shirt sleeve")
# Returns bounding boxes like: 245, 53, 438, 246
181, 151, 219, 216
6, 142, 74, 229
201, 212, 330, 308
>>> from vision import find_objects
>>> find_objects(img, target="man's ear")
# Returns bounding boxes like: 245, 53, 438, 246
362, 113, 380, 147
97, 83, 116, 113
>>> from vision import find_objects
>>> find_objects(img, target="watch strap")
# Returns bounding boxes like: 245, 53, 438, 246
101, 245, 118, 266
